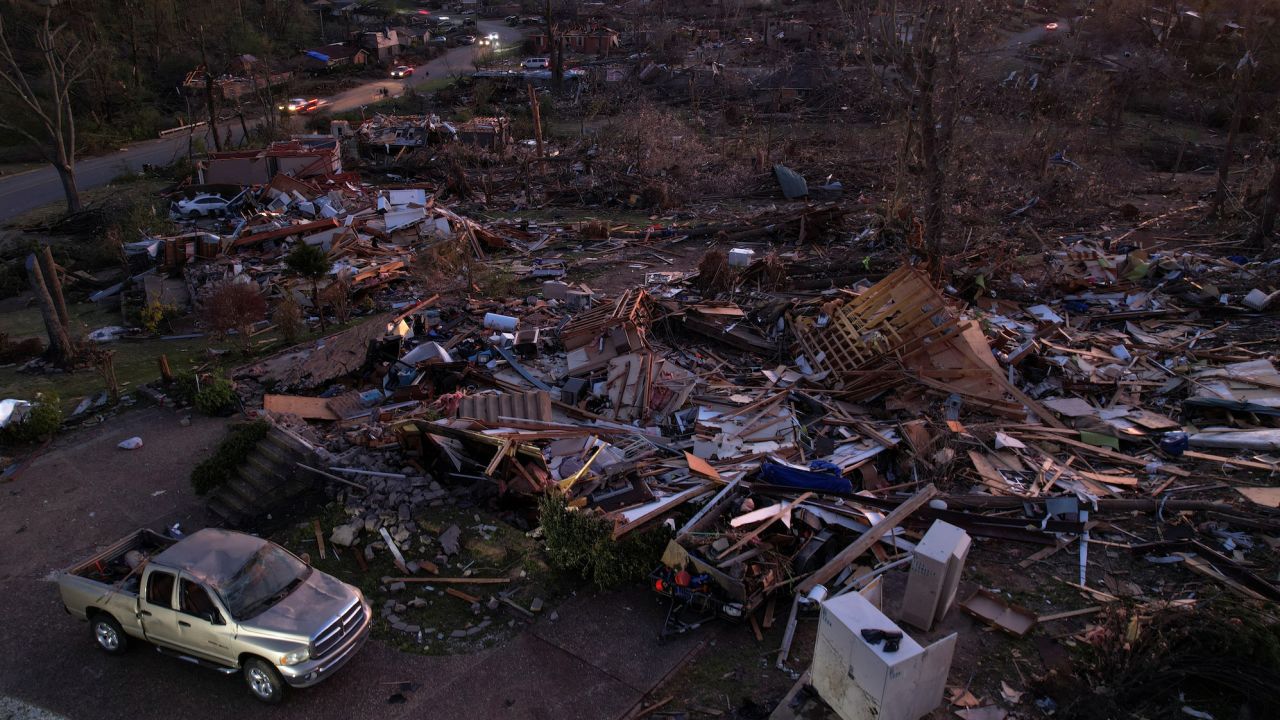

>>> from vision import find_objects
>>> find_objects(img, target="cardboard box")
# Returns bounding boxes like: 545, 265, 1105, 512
812, 592, 956, 720
900, 519, 971, 631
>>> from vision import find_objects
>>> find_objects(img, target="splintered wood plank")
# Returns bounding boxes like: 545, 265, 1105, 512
1237, 486, 1280, 508
797, 484, 938, 593
313, 519, 327, 560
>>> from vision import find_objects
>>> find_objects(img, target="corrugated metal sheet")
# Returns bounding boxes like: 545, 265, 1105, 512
458, 390, 552, 424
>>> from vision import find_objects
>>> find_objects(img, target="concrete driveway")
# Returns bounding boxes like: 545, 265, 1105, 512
0, 406, 703, 719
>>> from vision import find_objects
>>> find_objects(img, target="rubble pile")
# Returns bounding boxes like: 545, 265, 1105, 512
221, 221, 1280, 617
93, 142, 1279, 718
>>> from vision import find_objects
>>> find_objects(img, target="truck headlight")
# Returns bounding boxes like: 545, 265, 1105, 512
279, 648, 310, 666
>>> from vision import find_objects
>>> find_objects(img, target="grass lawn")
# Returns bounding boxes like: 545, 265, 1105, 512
0, 290, 365, 414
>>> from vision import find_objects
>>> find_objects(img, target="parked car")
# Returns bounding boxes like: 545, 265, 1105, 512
462, 17, 477, 27
278, 97, 319, 114
479, 32, 500, 47
522, 57, 550, 70
171, 194, 229, 219
390, 65, 414, 78
58, 528, 371, 704
460, 34, 476, 45
504, 14, 519, 26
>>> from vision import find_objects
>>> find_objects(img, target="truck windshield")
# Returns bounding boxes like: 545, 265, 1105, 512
214, 544, 310, 620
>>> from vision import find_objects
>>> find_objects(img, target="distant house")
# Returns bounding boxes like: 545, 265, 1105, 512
456, 117, 510, 150
528, 25, 620, 57
302, 43, 369, 69
181, 56, 292, 100
361, 29, 401, 63
481, 3, 521, 18
204, 138, 343, 187
307, 0, 358, 17
392, 25, 430, 49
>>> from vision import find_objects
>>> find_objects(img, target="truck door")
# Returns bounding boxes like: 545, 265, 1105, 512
175, 576, 236, 666
139, 568, 184, 650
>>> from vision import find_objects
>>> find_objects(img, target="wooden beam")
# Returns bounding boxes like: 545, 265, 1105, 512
1037, 606, 1101, 623
313, 519, 327, 560
715, 492, 813, 559
796, 484, 937, 593
445, 587, 481, 604
612, 483, 712, 539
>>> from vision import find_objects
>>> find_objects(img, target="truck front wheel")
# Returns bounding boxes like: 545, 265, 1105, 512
243, 658, 285, 704
90, 614, 128, 655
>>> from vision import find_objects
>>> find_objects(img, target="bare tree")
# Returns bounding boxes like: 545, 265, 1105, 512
25, 253, 73, 365
1212, 2, 1257, 217
0, 7, 94, 213
915, 4, 963, 276
544, 0, 564, 91
197, 24, 223, 152
1253, 144, 1280, 248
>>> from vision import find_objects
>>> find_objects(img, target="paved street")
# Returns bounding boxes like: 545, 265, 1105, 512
0, 406, 700, 719
0, 20, 523, 224
324, 20, 524, 114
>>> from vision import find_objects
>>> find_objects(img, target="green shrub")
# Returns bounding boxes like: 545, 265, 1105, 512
538, 492, 672, 590
1, 393, 62, 444
191, 420, 270, 495
174, 373, 238, 416
194, 377, 238, 416
140, 301, 179, 335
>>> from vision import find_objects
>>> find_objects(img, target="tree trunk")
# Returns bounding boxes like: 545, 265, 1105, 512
312, 278, 325, 331
917, 15, 943, 277
26, 254, 73, 365
1253, 156, 1280, 249
53, 160, 82, 214
544, 0, 563, 92
39, 246, 70, 333
1212, 60, 1249, 216
199, 27, 222, 152
204, 74, 222, 151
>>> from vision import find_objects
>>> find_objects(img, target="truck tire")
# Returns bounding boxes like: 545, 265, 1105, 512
90, 614, 128, 655
243, 657, 285, 704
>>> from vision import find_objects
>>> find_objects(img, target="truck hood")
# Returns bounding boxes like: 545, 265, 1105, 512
241, 571, 359, 640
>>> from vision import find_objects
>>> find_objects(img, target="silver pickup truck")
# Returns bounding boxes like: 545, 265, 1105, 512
57, 527, 370, 703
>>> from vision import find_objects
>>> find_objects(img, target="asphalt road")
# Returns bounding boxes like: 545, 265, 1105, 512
324, 20, 524, 114
0, 20, 523, 225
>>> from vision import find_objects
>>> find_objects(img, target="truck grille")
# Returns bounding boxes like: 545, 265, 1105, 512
313, 602, 364, 658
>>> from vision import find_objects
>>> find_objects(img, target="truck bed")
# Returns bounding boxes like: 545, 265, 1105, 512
66, 529, 175, 583
59, 529, 177, 627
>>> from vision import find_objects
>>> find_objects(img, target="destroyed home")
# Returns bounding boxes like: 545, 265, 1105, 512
360, 29, 401, 63
528, 25, 621, 56
2, 1, 1280, 719
302, 42, 369, 69
202, 138, 343, 186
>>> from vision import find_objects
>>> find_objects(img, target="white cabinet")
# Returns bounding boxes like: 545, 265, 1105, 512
812, 592, 956, 720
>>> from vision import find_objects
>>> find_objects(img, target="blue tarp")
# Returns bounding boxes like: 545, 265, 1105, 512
306, 50, 331, 62
758, 459, 851, 494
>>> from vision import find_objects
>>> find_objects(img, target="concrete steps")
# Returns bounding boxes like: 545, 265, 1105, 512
206, 425, 319, 528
